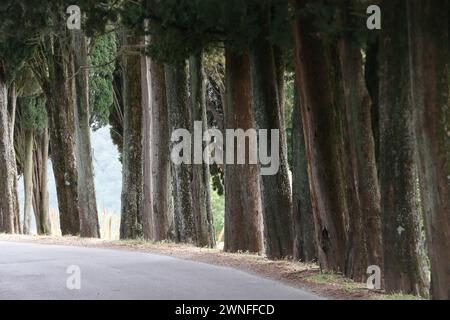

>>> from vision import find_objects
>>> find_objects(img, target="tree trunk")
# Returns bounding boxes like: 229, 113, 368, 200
149, 59, 172, 241
337, 1, 383, 279
365, 36, 380, 168
292, 81, 316, 262
223, 48, 263, 254
45, 41, 80, 236
142, 40, 153, 241
165, 62, 196, 244
292, 0, 348, 272
73, 30, 100, 238
273, 46, 285, 125
378, 0, 428, 296
189, 53, 216, 248
0, 73, 17, 234
249, 5, 294, 259
32, 127, 50, 235
120, 34, 144, 239
407, 0, 450, 300
22, 129, 34, 235
8, 84, 20, 233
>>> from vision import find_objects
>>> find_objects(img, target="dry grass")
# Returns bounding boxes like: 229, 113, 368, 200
49, 209, 61, 236
99, 210, 120, 240
48, 209, 120, 240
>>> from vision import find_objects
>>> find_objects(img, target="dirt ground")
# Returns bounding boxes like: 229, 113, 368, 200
0, 234, 404, 300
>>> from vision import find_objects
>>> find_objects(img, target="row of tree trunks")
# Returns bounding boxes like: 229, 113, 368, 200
165, 63, 196, 244
378, 0, 428, 296
291, 0, 446, 297
189, 53, 216, 248
29, 29, 96, 237
32, 128, 50, 235
120, 34, 144, 239
292, 0, 384, 281
249, 5, 294, 259
72, 30, 100, 238
292, 0, 348, 273
125, 40, 215, 246
407, 0, 450, 300
14, 96, 50, 236
43, 39, 81, 236
337, 1, 383, 280
223, 48, 263, 254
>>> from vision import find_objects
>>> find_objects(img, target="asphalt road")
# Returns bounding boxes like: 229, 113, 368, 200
0, 241, 322, 300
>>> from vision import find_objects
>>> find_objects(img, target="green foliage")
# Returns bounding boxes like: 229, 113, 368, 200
210, 163, 224, 196
83, 0, 120, 36
210, 180, 224, 236
0, 0, 108, 80
306, 272, 364, 294
270, 0, 293, 49
376, 293, 425, 301
128, 0, 224, 63
204, 47, 225, 85
89, 33, 117, 130
19, 96, 47, 132
298, 0, 373, 48
116, 0, 292, 64
0, 1, 49, 80
300, 1, 341, 36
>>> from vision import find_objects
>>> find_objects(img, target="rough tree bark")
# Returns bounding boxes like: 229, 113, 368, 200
32, 127, 50, 235
292, 82, 316, 262
142, 40, 153, 241
165, 62, 196, 244
0, 71, 17, 234
365, 36, 380, 167
149, 59, 172, 241
292, 0, 349, 272
249, 5, 294, 259
337, 1, 383, 279
407, 0, 450, 300
40, 39, 81, 236
120, 34, 144, 239
73, 30, 100, 238
378, 0, 428, 296
8, 84, 20, 233
189, 53, 216, 248
22, 129, 33, 235
223, 48, 263, 254
273, 46, 286, 125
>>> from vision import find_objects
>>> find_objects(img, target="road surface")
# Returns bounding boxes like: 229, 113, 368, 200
0, 241, 322, 300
